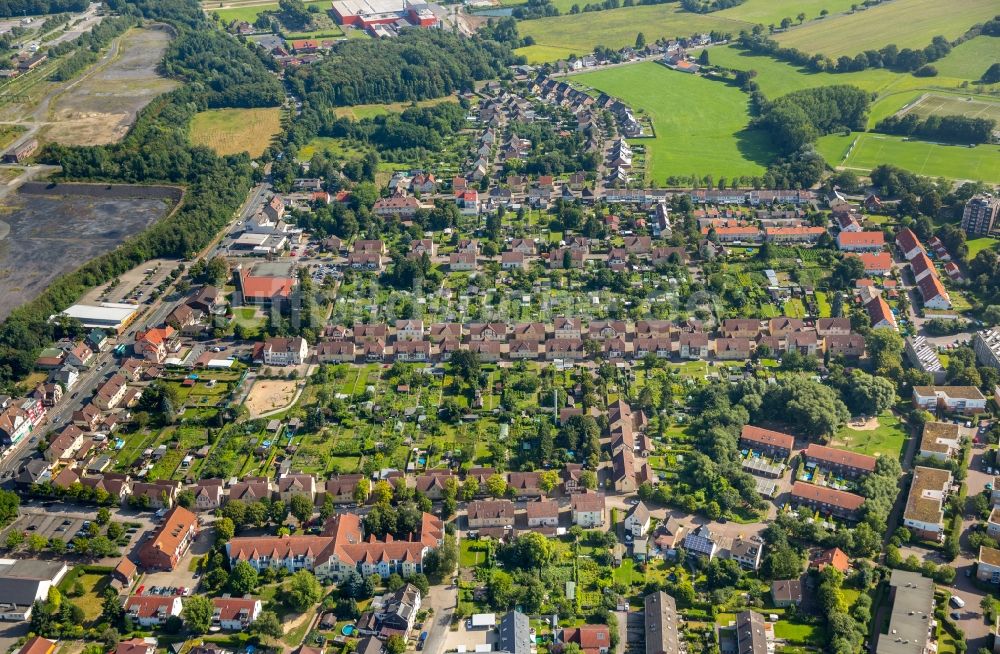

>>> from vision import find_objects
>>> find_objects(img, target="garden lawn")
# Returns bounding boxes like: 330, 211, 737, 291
967, 237, 999, 258
572, 62, 774, 180
516, 3, 754, 63
190, 107, 282, 157
61, 571, 110, 623
831, 412, 909, 460
773, 0, 999, 57
816, 132, 1000, 184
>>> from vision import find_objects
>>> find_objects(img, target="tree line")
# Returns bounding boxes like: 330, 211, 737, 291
680, 0, 744, 13
875, 112, 995, 144
0, 0, 85, 16
737, 30, 955, 75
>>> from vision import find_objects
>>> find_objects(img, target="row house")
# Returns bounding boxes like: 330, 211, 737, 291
802, 444, 876, 478
790, 482, 864, 520
739, 425, 794, 460
912, 385, 987, 414
836, 231, 885, 252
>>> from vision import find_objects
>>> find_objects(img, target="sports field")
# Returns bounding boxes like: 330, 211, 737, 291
817, 132, 1000, 183
515, 3, 752, 63
716, 0, 856, 26
902, 93, 1000, 122
774, 0, 998, 57
932, 36, 1000, 82
573, 62, 773, 180
189, 107, 283, 157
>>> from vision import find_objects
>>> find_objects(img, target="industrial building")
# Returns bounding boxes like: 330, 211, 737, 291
58, 302, 139, 334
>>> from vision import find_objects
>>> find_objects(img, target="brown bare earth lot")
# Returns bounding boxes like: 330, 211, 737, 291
0, 183, 179, 320
43, 27, 178, 146
245, 379, 299, 417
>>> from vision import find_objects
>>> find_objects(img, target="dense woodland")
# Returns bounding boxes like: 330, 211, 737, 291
0, 0, 85, 16
0, 0, 275, 390
754, 85, 870, 154
287, 30, 517, 107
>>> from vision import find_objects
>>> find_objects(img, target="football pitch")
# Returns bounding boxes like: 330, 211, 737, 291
900, 94, 1000, 123
817, 132, 1000, 183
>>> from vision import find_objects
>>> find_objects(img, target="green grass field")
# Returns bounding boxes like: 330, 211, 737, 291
515, 3, 753, 63
774, 0, 999, 57
932, 36, 1000, 82
905, 93, 1000, 122
716, 0, 856, 26
830, 412, 909, 460
817, 132, 1000, 183
573, 62, 773, 180
708, 42, 994, 128
967, 237, 1000, 258
206, 0, 329, 23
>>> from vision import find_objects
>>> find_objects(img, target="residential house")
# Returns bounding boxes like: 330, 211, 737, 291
770, 579, 802, 608
261, 337, 309, 366
571, 492, 606, 528
624, 502, 650, 538
729, 538, 763, 571
138, 506, 198, 570
683, 525, 718, 560
467, 500, 515, 529
525, 499, 559, 528
790, 482, 864, 520
912, 385, 987, 414
918, 422, 961, 462
802, 444, 876, 478
125, 596, 182, 627
836, 231, 885, 252
903, 466, 952, 541
212, 596, 262, 631
739, 425, 794, 459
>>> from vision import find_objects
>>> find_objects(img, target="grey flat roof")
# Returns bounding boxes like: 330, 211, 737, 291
875, 570, 934, 654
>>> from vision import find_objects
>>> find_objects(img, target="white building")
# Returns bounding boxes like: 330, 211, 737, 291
261, 337, 309, 366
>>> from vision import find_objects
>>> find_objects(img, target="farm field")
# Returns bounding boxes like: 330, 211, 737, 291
716, 0, 856, 26
774, 0, 998, 57
43, 28, 178, 146
903, 93, 1000, 122
189, 107, 283, 157
817, 132, 1000, 183
515, 3, 753, 63
573, 62, 773, 180
332, 95, 458, 121
931, 36, 1000, 82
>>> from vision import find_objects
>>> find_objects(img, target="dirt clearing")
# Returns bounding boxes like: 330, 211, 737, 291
245, 379, 299, 417
43, 27, 178, 146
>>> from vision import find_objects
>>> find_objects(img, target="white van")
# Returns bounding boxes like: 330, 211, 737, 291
950, 595, 965, 609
